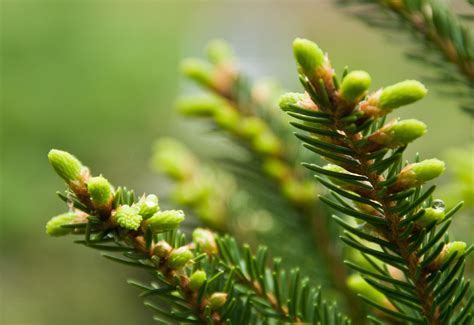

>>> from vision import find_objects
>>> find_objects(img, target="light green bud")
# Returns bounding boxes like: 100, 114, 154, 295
152, 138, 196, 180
192, 228, 218, 255
396, 159, 446, 189
209, 292, 227, 310
172, 181, 209, 206
48, 149, 84, 183
167, 246, 193, 269
432, 241, 467, 269
214, 105, 240, 131
113, 205, 142, 230
262, 158, 290, 181
292, 38, 325, 78
176, 96, 222, 117
347, 274, 387, 305
180, 58, 214, 88
282, 179, 317, 205
145, 210, 185, 233
137, 194, 160, 219
45, 212, 80, 237
278, 92, 305, 111
207, 39, 235, 65
87, 176, 114, 209
442, 241, 467, 262
368, 119, 427, 148
340, 70, 371, 102
252, 132, 281, 155
416, 200, 445, 227
238, 117, 267, 139
189, 270, 207, 291
379, 80, 427, 110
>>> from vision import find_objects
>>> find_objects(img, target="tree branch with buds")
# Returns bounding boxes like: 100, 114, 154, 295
45, 149, 350, 324
281, 38, 472, 324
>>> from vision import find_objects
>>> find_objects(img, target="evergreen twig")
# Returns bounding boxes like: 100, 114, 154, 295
45, 149, 350, 324
281, 38, 472, 324
339, 0, 474, 115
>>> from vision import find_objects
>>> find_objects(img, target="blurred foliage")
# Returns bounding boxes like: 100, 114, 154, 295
1, 1, 472, 324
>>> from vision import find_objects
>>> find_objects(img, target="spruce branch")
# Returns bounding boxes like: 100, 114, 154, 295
177, 41, 366, 318
45, 149, 350, 324
339, 0, 474, 115
281, 38, 473, 324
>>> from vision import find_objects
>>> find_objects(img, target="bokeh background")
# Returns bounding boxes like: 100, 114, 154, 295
1, 1, 473, 324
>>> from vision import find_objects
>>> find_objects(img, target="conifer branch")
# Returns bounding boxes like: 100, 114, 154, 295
177, 40, 365, 319
339, 0, 474, 114
45, 149, 350, 324
281, 38, 473, 324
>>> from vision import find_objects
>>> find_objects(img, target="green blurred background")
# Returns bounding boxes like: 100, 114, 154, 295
1, 1, 472, 324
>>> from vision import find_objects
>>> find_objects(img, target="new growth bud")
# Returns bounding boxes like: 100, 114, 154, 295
416, 200, 446, 227
430, 241, 467, 270
209, 292, 227, 310
87, 176, 114, 211
113, 205, 142, 230
368, 119, 427, 148
176, 96, 222, 117
180, 58, 214, 88
45, 212, 81, 237
252, 132, 282, 155
278, 92, 305, 111
48, 149, 85, 184
263, 158, 291, 181
167, 246, 193, 269
207, 39, 235, 65
137, 194, 159, 219
238, 117, 267, 139
395, 159, 446, 190
189, 270, 207, 291
152, 138, 197, 180
340, 70, 371, 103
145, 210, 185, 233
192, 228, 218, 255
293, 38, 325, 79
378, 80, 427, 110
214, 105, 240, 131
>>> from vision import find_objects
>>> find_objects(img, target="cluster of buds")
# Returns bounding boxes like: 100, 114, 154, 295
46, 149, 185, 235
179, 40, 321, 214
152, 138, 232, 230
177, 95, 282, 156
281, 39, 447, 194
149, 228, 218, 272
